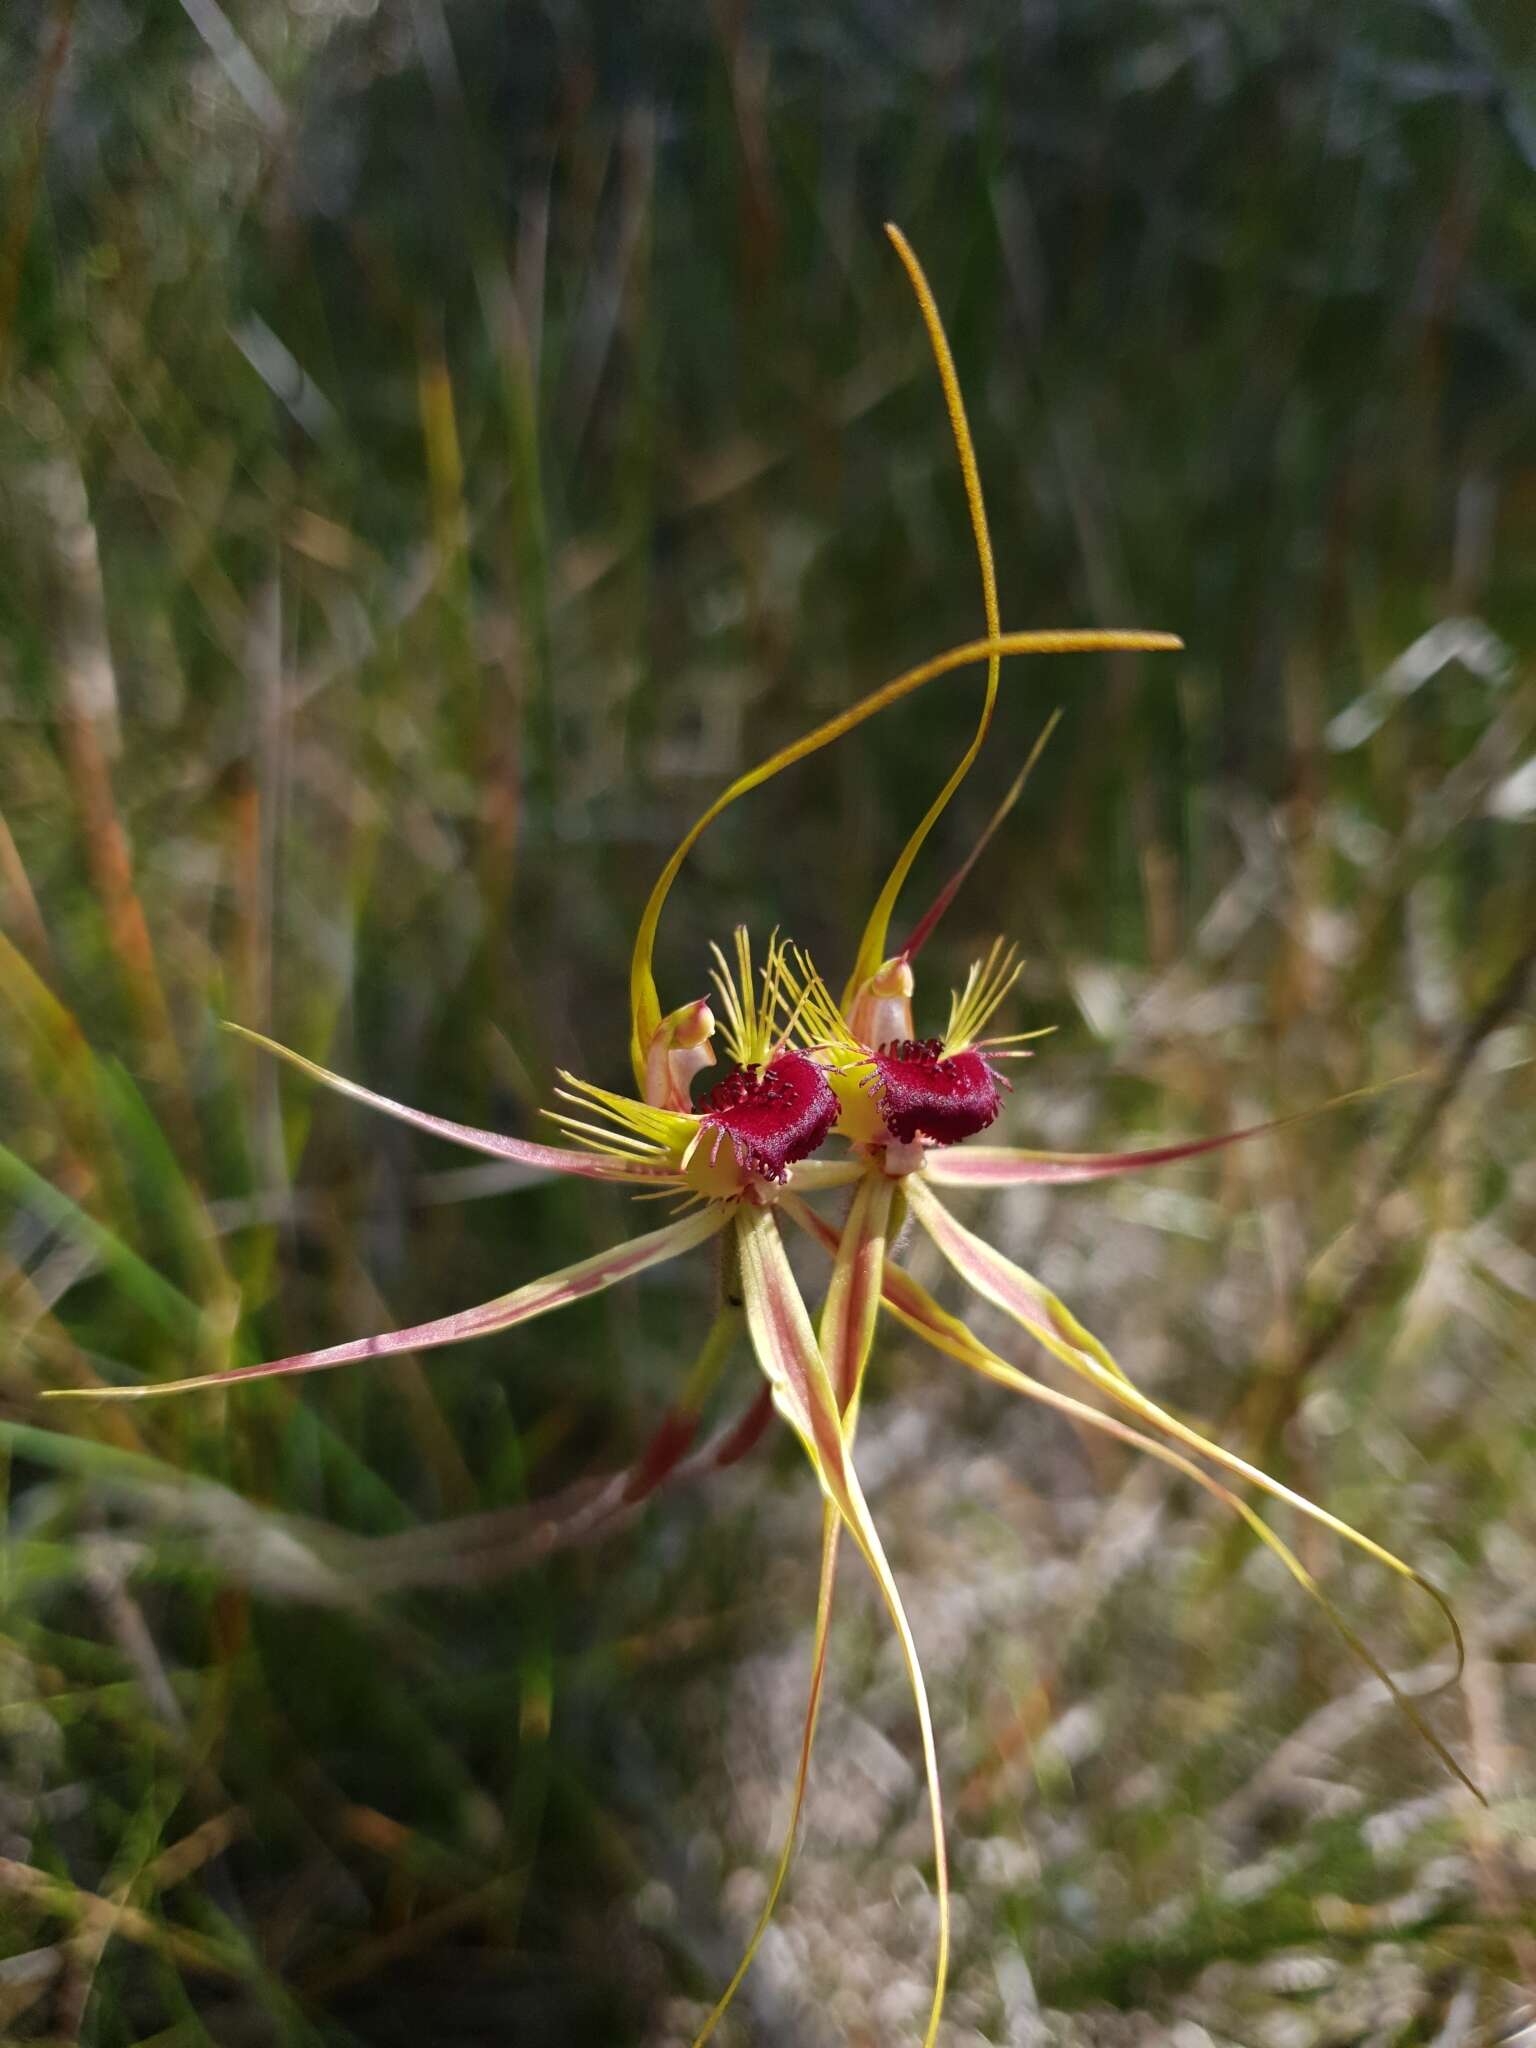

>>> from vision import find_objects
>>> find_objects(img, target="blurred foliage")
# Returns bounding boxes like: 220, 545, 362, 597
2, 1, 1536, 2042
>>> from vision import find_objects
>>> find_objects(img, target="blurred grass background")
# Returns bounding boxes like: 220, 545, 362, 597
3, 2, 1536, 2042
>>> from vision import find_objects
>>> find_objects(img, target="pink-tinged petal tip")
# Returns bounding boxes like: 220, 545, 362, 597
47, 1206, 730, 1401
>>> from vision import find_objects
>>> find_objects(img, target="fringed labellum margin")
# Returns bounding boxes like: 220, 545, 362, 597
868, 1037, 1001, 1146
694, 1051, 838, 1185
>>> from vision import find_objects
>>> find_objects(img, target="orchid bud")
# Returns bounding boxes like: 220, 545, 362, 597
845, 955, 914, 1052
643, 997, 716, 1111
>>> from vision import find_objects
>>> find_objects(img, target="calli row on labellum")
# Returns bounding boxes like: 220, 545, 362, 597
48, 224, 1478, 2048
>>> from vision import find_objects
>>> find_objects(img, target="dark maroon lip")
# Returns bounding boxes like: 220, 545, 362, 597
698, 1050, 838, 1183
870, 1038, 1001, 1146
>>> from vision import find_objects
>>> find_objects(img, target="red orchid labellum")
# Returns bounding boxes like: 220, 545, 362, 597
681, 931, 837, 1186
46, 224, 1476, 2048
696, 1052, 836, 1182
842, 949, 1006, 1146
870, 1039, 999, 1144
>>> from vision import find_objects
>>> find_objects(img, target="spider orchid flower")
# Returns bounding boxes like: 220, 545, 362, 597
41, 214, 1186, 2041
46, 220, 1467, 2048
686, 231, 1480, 2046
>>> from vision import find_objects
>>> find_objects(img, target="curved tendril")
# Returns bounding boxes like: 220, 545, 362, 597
900, 1308, 1484, 1807
842, 223, 1002, 1006
904, 1177, 1467, 1689
630, 232, 1182, 1087
691, 1505, 841, 2047
780, 1195, 1479, 1805
730, 1205, 950, 2047
695, 1173, 896, 2040
627, 627, 1180, 1089
900, 710, 1062, 967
